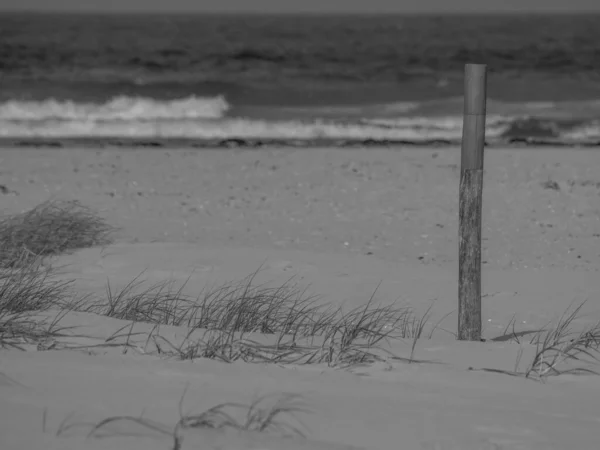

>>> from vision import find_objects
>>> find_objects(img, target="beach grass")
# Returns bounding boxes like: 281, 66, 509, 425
522, 301, 600, 380
54, 391, 310, 449
96, 278, 418, 366
73, 269, 422, 366
0, 200, 414, 366
0, 199, 116, 269
471, 300, 600, 381
0, 263, 79, 351
1, 199, 599, 378
172, 391, 309, 437
0, 200, 114, 349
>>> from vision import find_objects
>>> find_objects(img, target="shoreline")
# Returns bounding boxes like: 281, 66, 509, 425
1, 137, 600, 149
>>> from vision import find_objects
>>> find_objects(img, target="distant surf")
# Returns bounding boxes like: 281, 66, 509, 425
2, 13, 600, 146
1, 95, 599, 145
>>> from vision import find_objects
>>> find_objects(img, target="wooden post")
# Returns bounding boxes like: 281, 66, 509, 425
458, 63, 487, 341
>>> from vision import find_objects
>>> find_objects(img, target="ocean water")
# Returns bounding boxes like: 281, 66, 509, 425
2, 12, 600, 144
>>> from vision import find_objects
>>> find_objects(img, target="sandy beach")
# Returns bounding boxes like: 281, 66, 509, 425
1, 144, 600, 450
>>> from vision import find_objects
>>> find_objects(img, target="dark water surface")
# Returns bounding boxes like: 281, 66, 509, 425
2, 12, 600, 143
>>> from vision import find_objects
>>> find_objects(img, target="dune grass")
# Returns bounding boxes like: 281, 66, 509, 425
86, 269, 331, 334
172, 391, 309, 437
0, 199, 419, 366
55, 391, 310, 450
522, 301, 600, 380
1, 199, 599, 378
83, 274, 421, 367
98, 270, 419, 341
0, 260, 79, 350
473, 300, 600, 381
0, 199, 116, 269
0, 200, 114, 349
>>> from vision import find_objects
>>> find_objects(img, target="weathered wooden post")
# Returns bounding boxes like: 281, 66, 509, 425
458, 63, 487, 341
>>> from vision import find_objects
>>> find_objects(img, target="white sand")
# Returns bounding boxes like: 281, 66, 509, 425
1, 146, 600, 450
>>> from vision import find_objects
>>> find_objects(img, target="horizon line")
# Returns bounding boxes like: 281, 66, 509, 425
0, 7, 600, 16
1, 9, 599, 15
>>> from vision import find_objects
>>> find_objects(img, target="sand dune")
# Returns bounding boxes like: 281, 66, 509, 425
1, 145, 600, 450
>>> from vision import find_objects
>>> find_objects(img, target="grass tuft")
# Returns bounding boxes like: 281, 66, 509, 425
77, 271, 422, 367
0, 200, 431, 369
523, 301, 600, 380
481, 300, 600, 381
175, 391, 309, 437
0, 259, 76, 350
86, 268, 329, 335
0, 199, 116, 269
65, 391, 310, 450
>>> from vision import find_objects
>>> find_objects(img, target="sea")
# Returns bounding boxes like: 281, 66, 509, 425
2, 12, 600, 145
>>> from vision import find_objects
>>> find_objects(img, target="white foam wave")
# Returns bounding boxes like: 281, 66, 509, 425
0, 96, 229, 121
359, 116, 517, 142
361, 115, 510, 131
562, 121, 600, 140
0, 117, 510, 141
0, 95, 598, 142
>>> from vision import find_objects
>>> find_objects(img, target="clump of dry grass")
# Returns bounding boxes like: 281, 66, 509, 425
174, 391, 309, 437
0, 198, 113, 349
0, 200, 426, 368
478, 300, 600, 381
58, 391, 310, 450
0, 198, 113, 347
146, 294, 431, 368
0, 258, 76, 350
522, 301, 600, 380
88, 272, 418, 338
300, 291, 417, 367
81, 274, 420, 367
0, 199, 116, 269
85, 269, 331, 335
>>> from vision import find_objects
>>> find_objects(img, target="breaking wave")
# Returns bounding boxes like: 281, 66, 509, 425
1, 96, 599, 144
0, 96, 229, 122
